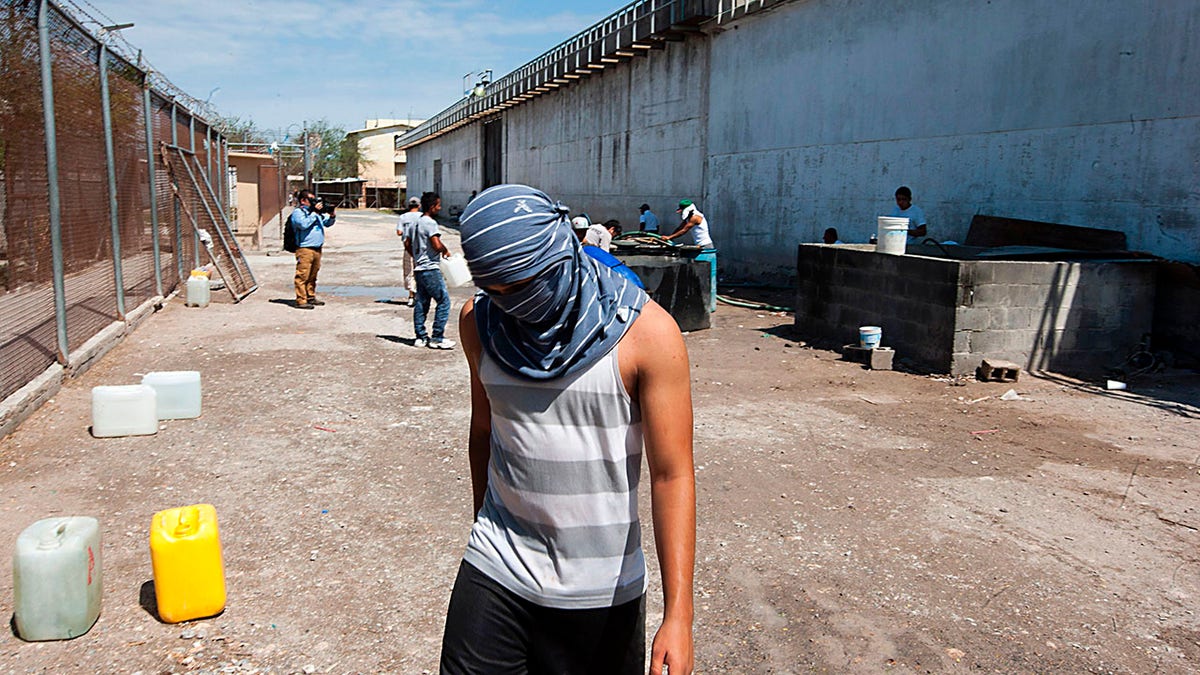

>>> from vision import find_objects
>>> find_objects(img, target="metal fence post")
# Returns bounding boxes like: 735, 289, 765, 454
206, 125, 213, 197
98, 43, 126, 318
170, 100, 184, 281
190, 114, 200, 268
38, 0, 69, 363
143, 86, 163, 297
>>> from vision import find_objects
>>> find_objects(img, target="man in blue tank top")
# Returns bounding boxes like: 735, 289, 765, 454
441, 184, 696, 675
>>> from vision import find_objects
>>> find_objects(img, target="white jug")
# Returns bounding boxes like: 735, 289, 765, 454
186, 271, 210, 307
91, 384, 158, 437
13, 516, 103, 641
142, 370, 202, 420
440, 253, 473, 288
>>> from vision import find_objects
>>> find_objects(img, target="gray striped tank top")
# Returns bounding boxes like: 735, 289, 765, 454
464, 346, 646, 609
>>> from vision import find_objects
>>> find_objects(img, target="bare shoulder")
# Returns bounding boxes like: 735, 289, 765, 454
622, 299, 688, 367
459, 296, 481, 363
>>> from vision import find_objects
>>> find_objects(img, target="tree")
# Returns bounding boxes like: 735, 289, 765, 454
305, 119, 366, 180
218, 115, 266, 145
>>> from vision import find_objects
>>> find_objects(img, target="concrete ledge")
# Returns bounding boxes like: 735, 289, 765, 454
0, 364, 64, 439
67, 320, 127, 378
125, 295, 165, 332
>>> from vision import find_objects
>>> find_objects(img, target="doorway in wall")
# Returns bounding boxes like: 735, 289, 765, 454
482, 117, 503, 189
433, 159, 442, 195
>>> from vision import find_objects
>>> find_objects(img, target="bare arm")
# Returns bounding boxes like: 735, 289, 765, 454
662, 214, 701, 242
460, 298, 492, 515
622, 300, 696, 674
431, 233, 450, 258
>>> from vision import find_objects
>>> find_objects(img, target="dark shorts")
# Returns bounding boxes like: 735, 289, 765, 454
440, 561, 645, 675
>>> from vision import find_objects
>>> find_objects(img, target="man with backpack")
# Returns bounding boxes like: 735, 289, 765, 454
287, 189, 335, 309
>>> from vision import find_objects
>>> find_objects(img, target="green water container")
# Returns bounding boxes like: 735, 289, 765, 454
12, 517, 103, 641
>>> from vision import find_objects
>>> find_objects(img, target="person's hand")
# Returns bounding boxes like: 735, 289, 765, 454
649, 616, 693, 675
442, 251, 451, 259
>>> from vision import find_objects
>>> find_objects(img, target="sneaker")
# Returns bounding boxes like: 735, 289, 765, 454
309, 299, 326, 306
294, 303, 315, 310
413, 338, 428, 348
428, 339, 456, 350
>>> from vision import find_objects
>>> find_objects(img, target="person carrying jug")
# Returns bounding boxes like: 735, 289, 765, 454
440, 184, 696, 675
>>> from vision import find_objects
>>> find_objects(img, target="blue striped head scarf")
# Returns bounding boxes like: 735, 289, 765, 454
459, 184, 648, 380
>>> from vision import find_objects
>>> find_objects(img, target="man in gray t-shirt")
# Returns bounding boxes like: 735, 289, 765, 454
403, 192, 454, 349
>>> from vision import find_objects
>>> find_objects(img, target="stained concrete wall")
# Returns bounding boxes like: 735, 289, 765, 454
407, 38, 708, 229
405, 0, 1200, 275
794, 245, 1157, 375
406, 126, 480, 217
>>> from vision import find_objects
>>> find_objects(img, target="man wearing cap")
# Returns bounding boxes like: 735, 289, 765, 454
638, 203, 660, 233
440, 184, 696, 675
663, 199, 713, 248
396, 196, 422, 305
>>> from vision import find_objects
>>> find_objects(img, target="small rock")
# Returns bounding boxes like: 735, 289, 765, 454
303, 665, 317, 674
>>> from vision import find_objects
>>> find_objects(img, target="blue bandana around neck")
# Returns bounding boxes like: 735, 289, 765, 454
459, 184, 648, 380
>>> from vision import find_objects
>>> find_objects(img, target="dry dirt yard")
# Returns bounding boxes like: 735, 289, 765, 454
1, 210, 1197, 674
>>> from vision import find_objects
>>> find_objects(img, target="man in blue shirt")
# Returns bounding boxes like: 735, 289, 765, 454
289, 189, 335, 309
638, 203, 659, 233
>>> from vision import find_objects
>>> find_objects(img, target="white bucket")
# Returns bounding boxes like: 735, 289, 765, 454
439, 254, 473, 288
876, 216, 909, 255
859, 326, 882, 349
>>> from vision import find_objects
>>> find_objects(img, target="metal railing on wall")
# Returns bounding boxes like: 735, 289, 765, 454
0, 0, 229, 403
395, 0, 715, 150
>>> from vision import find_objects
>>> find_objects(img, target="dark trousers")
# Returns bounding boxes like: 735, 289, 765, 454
440, 561, 645, 675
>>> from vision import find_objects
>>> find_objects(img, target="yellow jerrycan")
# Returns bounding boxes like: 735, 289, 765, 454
149, 504, 226, 623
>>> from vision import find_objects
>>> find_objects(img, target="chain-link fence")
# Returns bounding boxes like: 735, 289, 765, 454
0, 0, 230, 403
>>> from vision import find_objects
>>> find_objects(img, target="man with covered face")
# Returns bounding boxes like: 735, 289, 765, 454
439, 184, 696, 675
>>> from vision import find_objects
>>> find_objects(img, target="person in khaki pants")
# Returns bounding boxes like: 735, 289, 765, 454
289, 189, 335, 309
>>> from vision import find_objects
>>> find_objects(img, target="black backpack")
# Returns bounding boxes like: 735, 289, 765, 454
283, 218, 298, 253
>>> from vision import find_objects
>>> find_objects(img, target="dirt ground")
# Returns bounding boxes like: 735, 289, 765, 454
1, 210, 1197, 674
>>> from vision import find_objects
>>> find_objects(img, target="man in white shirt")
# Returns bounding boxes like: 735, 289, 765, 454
889, 186, 927, 238
395, 197, 421, 305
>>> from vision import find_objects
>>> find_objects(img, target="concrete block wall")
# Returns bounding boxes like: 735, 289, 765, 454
953, 261, 1156, 374
796, 245, 1158, 375
795, 245, 960, 371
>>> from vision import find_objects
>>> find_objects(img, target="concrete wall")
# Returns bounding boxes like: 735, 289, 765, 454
405, 0, 1199, 274
710, 0, 1200, 277
407, 38, 708, 228
794, 245, 960, 370
794, 245, 1157, 375
406, 126, 480, 217
954, 260, 1157, 374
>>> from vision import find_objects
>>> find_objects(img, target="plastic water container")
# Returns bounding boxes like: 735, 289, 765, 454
876, 216, 909, 255
142, 371, 202, 420
91, 384, 158, 437
859, 326, 882, 349
440, 253, 473, 287
150, 504, 226, 623
186, 270, 211, 307
12, 516, 102, 641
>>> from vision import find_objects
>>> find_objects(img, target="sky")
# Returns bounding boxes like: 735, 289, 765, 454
80, 0, 624, 136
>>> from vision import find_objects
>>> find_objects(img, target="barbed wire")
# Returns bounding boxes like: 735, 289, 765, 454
53, 0, 223, 125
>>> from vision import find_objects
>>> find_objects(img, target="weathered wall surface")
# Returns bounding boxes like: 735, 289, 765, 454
406, 127, 480, 216
709, 0, 1200, 277
406, 0, 1199, 275
407, 38, 708, 229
